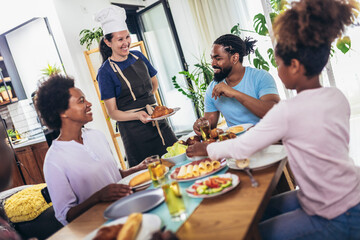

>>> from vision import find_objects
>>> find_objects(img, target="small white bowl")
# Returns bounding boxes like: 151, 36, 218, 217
161, 152, 187, 165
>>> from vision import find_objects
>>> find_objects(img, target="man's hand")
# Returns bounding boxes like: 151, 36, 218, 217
186, 142, 209, 157
193, 117, 208, 136
96, 184, 132, 202
212, 82, 236, 100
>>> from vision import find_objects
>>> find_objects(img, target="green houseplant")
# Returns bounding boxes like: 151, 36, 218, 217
40, 63, 62, 77
172, 54, 213, 116
79, 27, 103, 51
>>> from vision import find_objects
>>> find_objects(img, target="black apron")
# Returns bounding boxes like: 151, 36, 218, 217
109, 55, 177, 167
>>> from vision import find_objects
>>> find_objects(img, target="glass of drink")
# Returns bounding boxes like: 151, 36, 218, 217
147, 156, 166, 187
199, 119, 211, 141
162, 181, 186, 221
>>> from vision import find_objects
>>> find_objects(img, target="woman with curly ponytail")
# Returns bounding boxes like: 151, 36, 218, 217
186, 0, 360, 239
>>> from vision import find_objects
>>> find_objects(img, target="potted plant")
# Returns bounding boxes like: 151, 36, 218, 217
172, 54, 213, 117
40, 63, 62, 77
0, 85, 12, 101
79, 27, 103, 51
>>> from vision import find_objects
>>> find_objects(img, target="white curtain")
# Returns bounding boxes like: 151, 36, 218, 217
168, 0, 256, 71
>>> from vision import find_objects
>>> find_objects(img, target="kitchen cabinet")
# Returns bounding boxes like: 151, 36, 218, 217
5, 155, 25, 190
14, 141, 48, 185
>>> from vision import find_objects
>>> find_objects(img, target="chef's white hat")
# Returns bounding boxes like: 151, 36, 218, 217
95, 5, 128, 35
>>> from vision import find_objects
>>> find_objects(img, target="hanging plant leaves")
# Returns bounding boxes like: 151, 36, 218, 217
253, 48, 270, 71
79, 27, 103, 50
267, 48, 277, 68
336, 36, 351, 54
253, 13, 268, 36
231, 23, 242, 36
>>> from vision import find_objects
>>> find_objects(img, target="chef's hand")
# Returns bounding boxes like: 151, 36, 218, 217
137, 111, 151, 124
186, 142, 209, 157
96, 184, 132, 202
137, 156, 159, 170
212, 82, 236, 100
193, 117, 207, 136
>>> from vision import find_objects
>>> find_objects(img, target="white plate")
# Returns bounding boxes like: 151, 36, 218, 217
186, 173, 240, 198
223, 123, 253, 135
147, 107, 180, 121
169, 158, 227, 182
226, 145, 287, 171
83, 213, 161, 240
118, 167, 169, 189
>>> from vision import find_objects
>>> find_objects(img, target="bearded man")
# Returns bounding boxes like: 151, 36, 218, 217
193, 34, 280, 135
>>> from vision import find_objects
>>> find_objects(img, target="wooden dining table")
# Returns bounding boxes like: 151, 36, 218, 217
48, 157, 287, 240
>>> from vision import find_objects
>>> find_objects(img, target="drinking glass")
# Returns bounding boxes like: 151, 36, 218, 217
147, 155, 166, 187
199, 119, 210, 141
162, 181, 186, 221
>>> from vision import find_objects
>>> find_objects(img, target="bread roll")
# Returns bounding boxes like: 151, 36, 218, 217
192, 164, 200, 177
177, 165, 187, 178
198, 162, 207, 175
186, 165, 194, 178
129, 171, 151, 187
117, 213, 142, 240
205, 161, 214, 172
212, 160, 221, 169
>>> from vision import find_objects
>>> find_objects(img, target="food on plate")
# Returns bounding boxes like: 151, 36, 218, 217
204, 138, 216, 143
227, 125, 245, 134
151, 106, 174, 118
117, 213, 143, 240
178, 140, 187, 145
218, 132, 237, 141
163, 142, 188, 158
188, 175, 233, 195
209, 128, 224, 139
93, 224, 123, 240
185, 135, 201, 146
172, 158, 222, 179
129, 171, 151, 187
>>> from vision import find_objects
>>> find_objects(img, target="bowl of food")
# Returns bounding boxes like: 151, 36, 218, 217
161, 142, 188, 165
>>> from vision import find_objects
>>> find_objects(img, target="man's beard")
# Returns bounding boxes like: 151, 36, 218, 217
213, 66, 232, 82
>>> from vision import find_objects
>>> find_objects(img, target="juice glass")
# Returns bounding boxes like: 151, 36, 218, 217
147, 157, 166, 187
199, 119, 210, 141
162, 181, 186, 221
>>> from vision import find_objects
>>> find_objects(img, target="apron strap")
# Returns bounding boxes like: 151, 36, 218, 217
108, 58, 137, 101
129, 52, 138, 60
145, 104, 166, 146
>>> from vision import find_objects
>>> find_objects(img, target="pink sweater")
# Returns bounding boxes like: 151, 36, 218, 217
208, 87, 360, 219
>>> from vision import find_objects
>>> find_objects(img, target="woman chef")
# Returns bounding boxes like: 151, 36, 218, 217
95, 6, 177, 167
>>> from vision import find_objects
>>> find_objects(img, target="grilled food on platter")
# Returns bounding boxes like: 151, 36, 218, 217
209, 128, 224, 139
185, 135, 201, 146
93, 224, 123, 240
171, 158, 223, 180
117, 213, 143, 240
129, 171, 151, 187
151, 106, 174, 118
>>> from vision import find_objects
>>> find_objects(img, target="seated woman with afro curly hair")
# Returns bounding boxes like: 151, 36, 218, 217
35, 75, 154, 226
